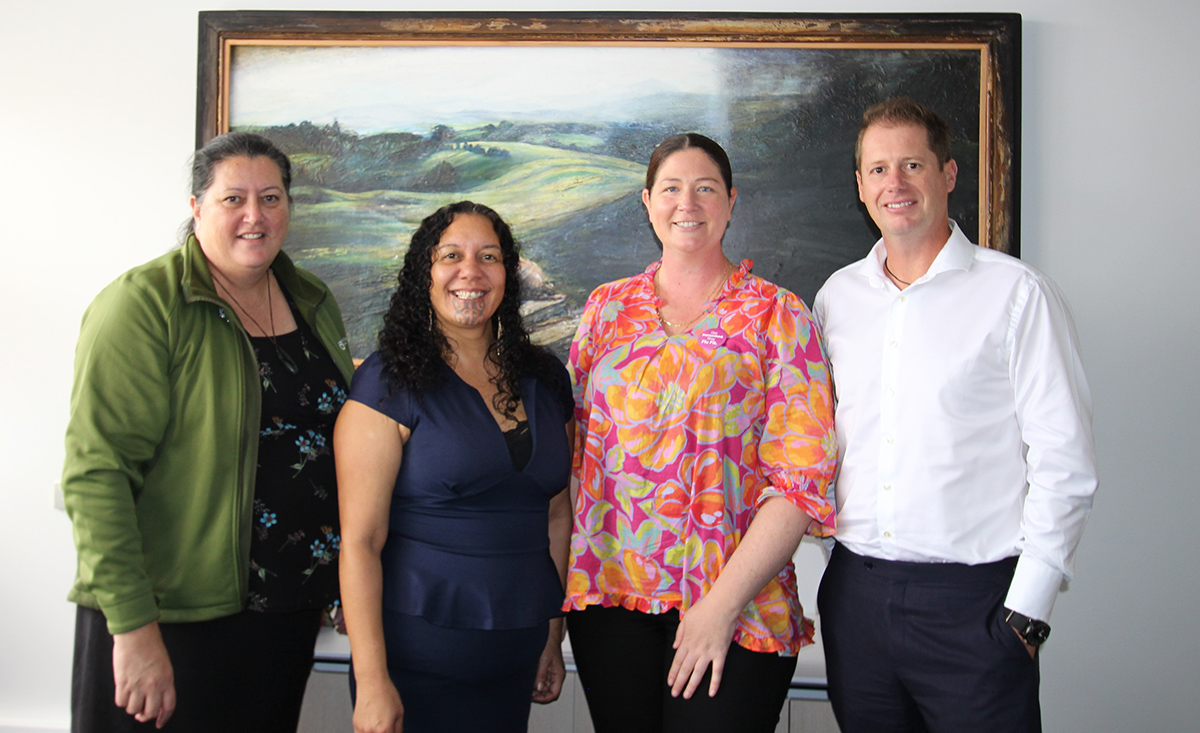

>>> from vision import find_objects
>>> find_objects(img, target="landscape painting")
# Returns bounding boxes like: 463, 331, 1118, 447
201, 13, 1019, 359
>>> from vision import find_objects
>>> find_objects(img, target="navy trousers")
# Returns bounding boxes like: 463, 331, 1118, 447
349, 611, 548, 733
818, 544, 1042, 733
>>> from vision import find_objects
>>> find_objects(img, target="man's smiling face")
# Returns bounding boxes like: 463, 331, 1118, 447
856, 122, 957, 248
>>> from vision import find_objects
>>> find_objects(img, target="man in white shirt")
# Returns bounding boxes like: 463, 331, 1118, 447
812, 97, 1098, 732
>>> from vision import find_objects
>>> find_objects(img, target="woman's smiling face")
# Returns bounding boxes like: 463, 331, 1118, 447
190, 155, 289, 276
428, 213, 506, 332
642, 147, 737, 256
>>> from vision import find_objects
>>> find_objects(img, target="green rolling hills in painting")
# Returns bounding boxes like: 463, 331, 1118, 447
241, 121, 646, 356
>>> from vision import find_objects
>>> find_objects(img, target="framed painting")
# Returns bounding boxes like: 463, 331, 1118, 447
197, 12, 1021, 359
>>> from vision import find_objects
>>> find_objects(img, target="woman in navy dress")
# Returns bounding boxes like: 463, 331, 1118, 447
335, 201, 574, 733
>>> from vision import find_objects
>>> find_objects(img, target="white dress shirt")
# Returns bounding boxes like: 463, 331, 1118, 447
813, 221, 1098, 621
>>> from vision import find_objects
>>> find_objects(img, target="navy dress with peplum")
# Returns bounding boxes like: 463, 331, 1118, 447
346, 351, 572, 731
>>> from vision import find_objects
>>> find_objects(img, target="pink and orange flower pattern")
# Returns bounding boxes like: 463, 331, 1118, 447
565, 260, 837, 654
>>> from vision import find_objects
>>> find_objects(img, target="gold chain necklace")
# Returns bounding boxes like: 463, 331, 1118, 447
656, 261, 735, 330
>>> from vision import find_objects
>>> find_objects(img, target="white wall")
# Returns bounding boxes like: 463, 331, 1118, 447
2, 0, 1196, 730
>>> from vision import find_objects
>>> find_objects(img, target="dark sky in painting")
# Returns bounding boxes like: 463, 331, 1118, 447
521, 47, 983, 313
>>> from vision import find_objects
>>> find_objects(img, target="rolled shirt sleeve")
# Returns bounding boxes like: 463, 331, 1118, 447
756, 291, 837, 536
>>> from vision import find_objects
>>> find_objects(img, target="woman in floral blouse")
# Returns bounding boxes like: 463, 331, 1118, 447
564, 133, 837, 733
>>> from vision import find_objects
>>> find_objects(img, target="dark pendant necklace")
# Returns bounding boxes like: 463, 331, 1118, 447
883, 258, 912, 286
213, 269, 300, 374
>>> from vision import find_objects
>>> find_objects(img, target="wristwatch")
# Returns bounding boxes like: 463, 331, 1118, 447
1004, 608, 1051, 647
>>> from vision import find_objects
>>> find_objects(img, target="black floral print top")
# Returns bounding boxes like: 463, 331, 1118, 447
247, 294, 348, 613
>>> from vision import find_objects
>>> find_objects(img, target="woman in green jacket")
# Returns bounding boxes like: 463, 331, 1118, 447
63, 132, 354, 732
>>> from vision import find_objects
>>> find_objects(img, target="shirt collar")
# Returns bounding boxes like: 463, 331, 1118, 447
855, 219, 975, 288
926, 220, 976, 276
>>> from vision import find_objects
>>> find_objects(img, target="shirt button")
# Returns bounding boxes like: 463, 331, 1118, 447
888, 388, 896, 397
883, 531, 892, 538
899, 295, 907, 303
883, 484, 892, 491
885, 436, 894, 444
889, 340, 898, 348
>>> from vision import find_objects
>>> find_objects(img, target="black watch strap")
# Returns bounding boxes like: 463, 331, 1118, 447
1004, 608, 1051, 647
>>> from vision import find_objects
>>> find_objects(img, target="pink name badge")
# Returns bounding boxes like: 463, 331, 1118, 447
697, 328, 727, 349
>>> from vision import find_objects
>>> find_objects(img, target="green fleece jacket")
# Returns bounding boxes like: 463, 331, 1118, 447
63, 236, 354, 635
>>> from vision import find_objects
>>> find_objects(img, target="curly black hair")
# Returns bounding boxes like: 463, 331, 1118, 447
376, 201, 564, 421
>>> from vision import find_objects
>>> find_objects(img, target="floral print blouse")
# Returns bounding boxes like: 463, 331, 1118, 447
564, 260, 837, 654
246, 297, 348, 613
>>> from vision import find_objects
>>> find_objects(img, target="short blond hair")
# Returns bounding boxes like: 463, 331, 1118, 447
855, 97, 953, 171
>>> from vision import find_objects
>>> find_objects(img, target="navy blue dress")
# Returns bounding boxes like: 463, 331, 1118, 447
347, 352, 572, 732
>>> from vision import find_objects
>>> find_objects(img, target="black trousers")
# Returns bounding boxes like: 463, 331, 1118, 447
818, 544, 1042, 733
72, 605, 322, 733
567, 605, 797, 733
